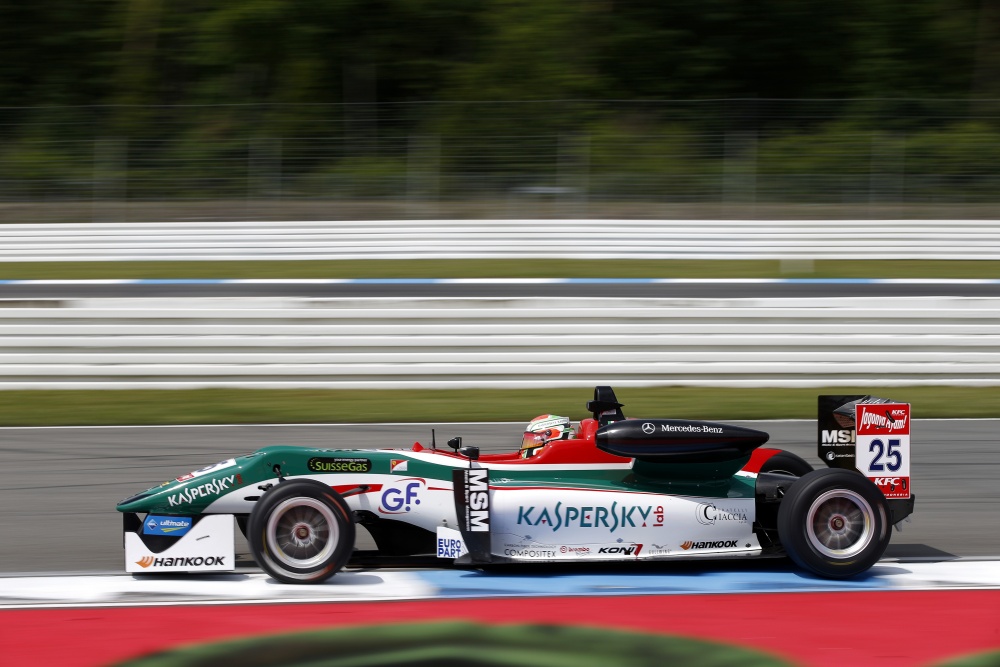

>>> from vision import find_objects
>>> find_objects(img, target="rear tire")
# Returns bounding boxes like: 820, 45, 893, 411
248, 479, 355, 584
777, 468, 890, 578
760, 450, 813, 477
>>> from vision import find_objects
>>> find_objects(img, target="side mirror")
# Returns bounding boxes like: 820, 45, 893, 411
448, 437, 462, 451
458, 446, 480, 461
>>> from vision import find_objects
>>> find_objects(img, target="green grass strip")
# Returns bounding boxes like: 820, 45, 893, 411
3, 259, 1000, 279
115, 621, 793, 667
2, 386, 997, 426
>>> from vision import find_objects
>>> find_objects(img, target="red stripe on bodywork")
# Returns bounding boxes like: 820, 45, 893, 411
2, 590, 997, 667
741, 448, 780, 474
331, 484, 381, 494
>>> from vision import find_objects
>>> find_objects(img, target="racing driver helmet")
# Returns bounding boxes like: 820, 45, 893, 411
521, 414, 573, 458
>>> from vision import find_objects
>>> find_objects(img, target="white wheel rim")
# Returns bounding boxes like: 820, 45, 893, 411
265, 497, 339, 570
805, 489, 875, 559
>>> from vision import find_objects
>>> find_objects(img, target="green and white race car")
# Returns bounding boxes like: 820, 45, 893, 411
117, 387, 915, 583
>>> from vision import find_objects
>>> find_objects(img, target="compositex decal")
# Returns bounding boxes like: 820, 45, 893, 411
503, 547, 557, 559
391, 459, 409, 473
695, 503, 749, 526
379, 478, 425, 514
167, 475, 239, 507
143, 516, 193, 536
176, 458, 236, 483
517, 502, 665, 533
307, 457, 372, 473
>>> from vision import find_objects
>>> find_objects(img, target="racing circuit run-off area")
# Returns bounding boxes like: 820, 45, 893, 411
3, 590, 999, 666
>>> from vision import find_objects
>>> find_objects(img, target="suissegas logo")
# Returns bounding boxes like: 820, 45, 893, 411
379, 478, 425, 514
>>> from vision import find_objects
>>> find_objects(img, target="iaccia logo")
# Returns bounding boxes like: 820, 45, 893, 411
695, 503, 749, 526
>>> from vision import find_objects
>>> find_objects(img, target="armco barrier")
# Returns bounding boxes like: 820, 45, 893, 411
1, 219, 999, 261
0, 296, 997, 388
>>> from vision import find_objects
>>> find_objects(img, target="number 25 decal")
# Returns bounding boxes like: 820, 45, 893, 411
868, 438, 902, 472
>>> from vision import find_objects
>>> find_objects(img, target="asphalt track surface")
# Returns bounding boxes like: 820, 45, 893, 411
1, 419, 996, 574
3, 280, 1000, 299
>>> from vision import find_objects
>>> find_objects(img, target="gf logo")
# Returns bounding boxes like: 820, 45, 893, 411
380, 479, 424, 513
136, 556, 155, 568
642, 422, 656, 435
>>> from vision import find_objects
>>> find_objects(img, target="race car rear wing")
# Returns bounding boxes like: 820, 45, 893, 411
818, 395, 915, 526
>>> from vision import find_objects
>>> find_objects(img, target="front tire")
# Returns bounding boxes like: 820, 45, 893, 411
777, 468, 890, 578
248, 479, 355, 584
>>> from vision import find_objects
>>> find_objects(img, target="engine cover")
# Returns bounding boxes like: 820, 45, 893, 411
596, 419, 769, 463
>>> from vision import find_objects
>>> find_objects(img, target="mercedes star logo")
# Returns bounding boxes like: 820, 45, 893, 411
642, 422, 656, 434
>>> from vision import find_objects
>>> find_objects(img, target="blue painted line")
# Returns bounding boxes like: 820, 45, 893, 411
415, 564, 892, 599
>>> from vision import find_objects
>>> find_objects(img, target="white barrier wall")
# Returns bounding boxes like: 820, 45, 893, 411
1, 219, 999, 261
1, 296, 997, 389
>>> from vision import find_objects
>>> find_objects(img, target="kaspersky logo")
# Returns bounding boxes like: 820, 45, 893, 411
135, 556, 226, 568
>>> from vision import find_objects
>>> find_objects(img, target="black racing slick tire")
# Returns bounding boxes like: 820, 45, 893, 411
759, 450, 814, 477
777, 468, 891, 579
248, 479, 355, 584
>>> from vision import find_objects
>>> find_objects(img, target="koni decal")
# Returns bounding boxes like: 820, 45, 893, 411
516, 502, 664, 533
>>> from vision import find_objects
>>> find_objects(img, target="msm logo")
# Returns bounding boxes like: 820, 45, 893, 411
467, 469, 489, 532
821, 430, 855, 445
